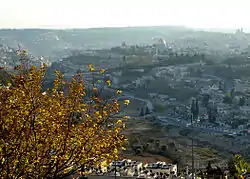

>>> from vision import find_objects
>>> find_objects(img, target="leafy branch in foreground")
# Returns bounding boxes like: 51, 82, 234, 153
228, 154, 250, 179
0, 50, 129, 178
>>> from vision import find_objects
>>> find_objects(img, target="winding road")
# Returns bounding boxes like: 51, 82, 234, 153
104, 86, 154, 111
104, 86, 241, 135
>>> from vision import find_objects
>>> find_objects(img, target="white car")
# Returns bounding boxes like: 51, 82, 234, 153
186, 123, 191, 127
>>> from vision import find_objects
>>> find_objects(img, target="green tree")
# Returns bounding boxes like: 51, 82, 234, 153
219, 80, 226, 92
223, 95, 232, 104
195, 100, 199, 119
208, 106, 217, 123
191, 98, 199, 120
160, 145, 167, 152
191, 98, 196, 118
228, 154, 250, 178
239, 97, 246, 106
154, 140, 161, 152
201, 94, 210, 107
145, 106, 150, 115
205, 161, 224, 179
139, 108, 144, 116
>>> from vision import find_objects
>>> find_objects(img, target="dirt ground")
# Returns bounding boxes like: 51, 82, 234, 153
124, 118, 230, 169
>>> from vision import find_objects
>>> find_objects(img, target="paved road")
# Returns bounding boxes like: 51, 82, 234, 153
155, 114, 240, 135
104, 87, 241, 135
104, 87, 154, 111
202, 74, 221, 81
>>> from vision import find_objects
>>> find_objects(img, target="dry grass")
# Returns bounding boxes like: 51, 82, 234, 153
123, 118, 228, 168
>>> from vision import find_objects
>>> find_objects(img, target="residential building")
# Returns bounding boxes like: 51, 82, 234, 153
239, 106, 250, 114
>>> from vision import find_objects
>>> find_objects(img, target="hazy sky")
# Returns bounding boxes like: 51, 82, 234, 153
0, 0, 250, 29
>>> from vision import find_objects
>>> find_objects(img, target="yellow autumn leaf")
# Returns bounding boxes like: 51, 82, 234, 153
116, 90, 122, 94
0, 51, 127, 178
123, 99, 130, 105
106, 80, 111, 86
99, 69, 105, 73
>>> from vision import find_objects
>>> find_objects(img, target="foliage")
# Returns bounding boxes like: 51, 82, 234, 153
144, 106, 151, 115
201, 94, 210, 107
0, 70, 12, 86
239, 97, 245, 106
0, 52, 129, 178
223, 95, 232, 104
190, 98, 199, 120
127, 133, 182, 165
139, 108, 144, 116
228, 154, 250, 179
154, 104, 165, 112
207, 106, 217, 123
196, 148, 217, 158
203, 161, 223, 179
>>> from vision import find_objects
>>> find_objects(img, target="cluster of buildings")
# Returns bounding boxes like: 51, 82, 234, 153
0, 44, 17, 67
86, 159, 177, 178
82, 159, 241, 179
116, 28, 250, 59
168, 77, 250, 135
44, 28, 250, 137
103, 57, 250, 136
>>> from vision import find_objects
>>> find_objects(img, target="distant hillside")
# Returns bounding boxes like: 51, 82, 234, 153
0, 26, 248, 62
0, 26, 197, 58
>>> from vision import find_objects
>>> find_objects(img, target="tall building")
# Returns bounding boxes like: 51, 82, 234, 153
152, 37, 167, 55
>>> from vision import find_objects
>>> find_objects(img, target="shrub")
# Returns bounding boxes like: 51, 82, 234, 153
0, 50, 129, 178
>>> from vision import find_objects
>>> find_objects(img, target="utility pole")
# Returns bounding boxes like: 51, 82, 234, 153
190, 98, 196, 179
115, 160, 117, 179
191, 114, 195, 179
114, 134, 117, 179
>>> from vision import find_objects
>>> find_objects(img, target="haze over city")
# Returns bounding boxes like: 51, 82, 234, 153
1, 0, 250, 30
1, 0, 250, 178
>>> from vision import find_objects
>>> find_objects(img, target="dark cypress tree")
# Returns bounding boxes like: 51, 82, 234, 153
208, 107, 212, 123
239, 97, 246, 106
208, 106, 216, 123
206, 161, 213, 176
190, 98, 196, 117
202, 94, 210, 107
139, 108, 144, 116
145, 106, 150, 115
191, 98, 199, 120
230, 88, 234, 98
195, 100, 199, 119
